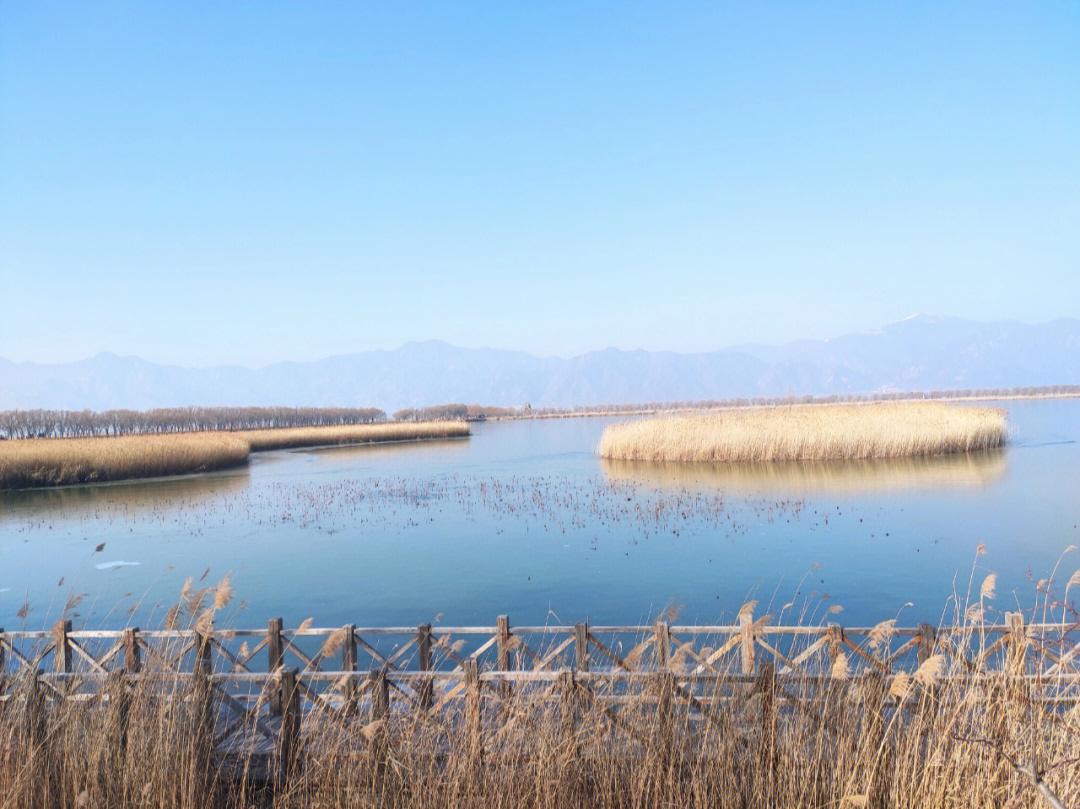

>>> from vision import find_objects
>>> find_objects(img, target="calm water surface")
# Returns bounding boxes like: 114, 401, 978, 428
1, 399, 1077, 630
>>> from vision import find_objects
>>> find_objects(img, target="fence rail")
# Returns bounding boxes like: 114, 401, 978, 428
1, 613, 1069, 677
1, 613, 1076, 785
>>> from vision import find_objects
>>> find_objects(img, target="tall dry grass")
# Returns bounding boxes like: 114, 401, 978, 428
598, 402, 1008, 463
1, 579, 1078, 809
0, 422, 470, 491
235, 421, 469, 452
0, 434, 250, 491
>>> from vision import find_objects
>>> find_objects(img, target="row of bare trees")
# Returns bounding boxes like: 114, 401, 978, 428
0, 406, 387, 440
531, 385, 1080, 417
4, 385, 1076, 438
392, 403, 527, 421
396, 385, 1080, 422
393, 403, 470, 421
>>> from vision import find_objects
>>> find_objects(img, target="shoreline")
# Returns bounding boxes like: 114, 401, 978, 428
476, 390, 1080, 422
0, 422, 470, 492
3, 391, 1075, 489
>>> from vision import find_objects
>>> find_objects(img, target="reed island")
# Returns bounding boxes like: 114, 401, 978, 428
0, 409, 469, 490
597, 401, 1008, 463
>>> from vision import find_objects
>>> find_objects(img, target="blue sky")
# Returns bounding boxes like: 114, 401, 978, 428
2, 2, 1077, 367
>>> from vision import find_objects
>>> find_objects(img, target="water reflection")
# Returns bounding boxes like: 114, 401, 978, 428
602, 449, 1007, 497
0, 467, 251, 521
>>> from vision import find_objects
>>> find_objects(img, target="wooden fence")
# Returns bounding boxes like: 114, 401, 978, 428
1, 613, 1077, 783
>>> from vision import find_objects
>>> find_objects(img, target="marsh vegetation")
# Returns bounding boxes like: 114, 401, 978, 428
0, 422, 469, 490
234, 422, 468, 452
0, 433, 251, 491
598, 402, 1008, 464
1, 568, 1078, 809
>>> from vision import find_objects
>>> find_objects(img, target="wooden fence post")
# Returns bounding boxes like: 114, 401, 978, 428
367, 667, 390, 780
278, 667, 301, 788
417, 624, 433, 711
558, 669, 576, 733
268, 618, 284, 715
917, 623, 937, 665
1005, 612, 1030, 722
25, 668, 46, 804
559, 669, 578, 759
52, 620, 72, 698
496, 615, 513, 701
464, 659, 482, 761
369, 668, 389, 720
26, 668, 45, 749
655, 670, 675, 767
0, 627, 6, 677
123, 627, 141, 673
655, 621, 671, 670
827, 623, 844, 662
194, 631, 212, 675
1006, 613, 1027, 675
106, 669, 131, 759
342, 624, 357, 718
916, 623, 940, 715
862, 670, 889, 809
53, 619, 72, 674
190, 639, 216, 784
739, 612, 756, 674
103, 669, 131, 798
574, 621, 589, 672
759, 662, 778, 797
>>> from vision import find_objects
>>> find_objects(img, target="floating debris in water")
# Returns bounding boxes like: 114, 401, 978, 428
96, 560, 141, 570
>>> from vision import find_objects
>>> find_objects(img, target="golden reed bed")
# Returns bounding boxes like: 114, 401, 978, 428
0, 422, 469, 490
597, 402, 1008, 463
1, 567, 1077, 809
234, 421, 468, 451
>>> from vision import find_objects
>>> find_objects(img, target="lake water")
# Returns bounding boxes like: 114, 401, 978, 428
1, 399, 1077, 631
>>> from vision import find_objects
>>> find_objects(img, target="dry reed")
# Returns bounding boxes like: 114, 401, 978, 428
0, 434, 250, 490
235, 421, 469, 452
1, 589, 1077, 809
598, 402, 1008, 463
0, 422, 469, 491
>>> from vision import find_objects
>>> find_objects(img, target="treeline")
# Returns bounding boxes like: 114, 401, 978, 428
5, 384, 1077, 438
417, 385, 1080, 421
392, 403, 519, 421
0, 406, 387, 440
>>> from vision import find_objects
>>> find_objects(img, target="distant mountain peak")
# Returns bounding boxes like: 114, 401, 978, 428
897, 312, 945, 323
2, 315, 1077, 411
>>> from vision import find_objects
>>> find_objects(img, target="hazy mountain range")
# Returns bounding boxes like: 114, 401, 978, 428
2, 315, 1078, 412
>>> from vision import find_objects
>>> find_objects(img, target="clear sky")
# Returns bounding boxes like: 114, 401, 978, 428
2, 2, 1077, 367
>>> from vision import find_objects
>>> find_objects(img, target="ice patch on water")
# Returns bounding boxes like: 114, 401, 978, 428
96, 560, 141, 570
